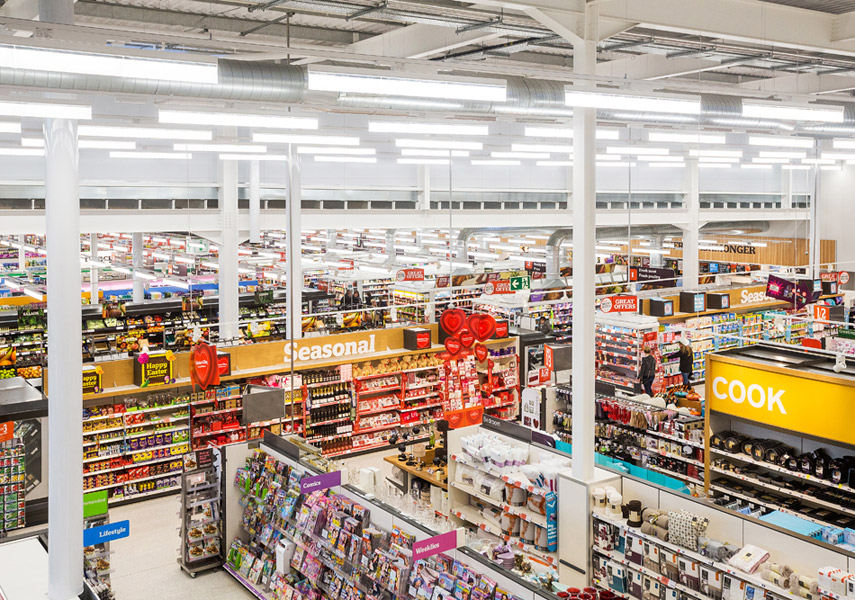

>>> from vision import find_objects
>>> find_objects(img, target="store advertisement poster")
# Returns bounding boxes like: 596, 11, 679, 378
765, 274, 795, 304
300, 471, 341, 494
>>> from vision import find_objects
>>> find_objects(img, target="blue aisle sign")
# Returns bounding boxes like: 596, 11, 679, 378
84, 520, 130, 546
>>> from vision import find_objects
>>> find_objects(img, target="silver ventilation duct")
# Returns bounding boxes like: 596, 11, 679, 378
0, 59, 306, 103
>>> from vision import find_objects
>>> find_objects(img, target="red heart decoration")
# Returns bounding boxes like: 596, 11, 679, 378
205, 344, 220, 388
191, 343, 212, 390
468, 313, 496, 341
495, 321, 508, 338
439, 351, 452, 361
483, 383, 493, 395
444, 337, 462, 356
466, 407, 484, 426
446, 409, 465, 429
440, 308, 467, 336
459, 330, 475, 348
474, 344, 488, 362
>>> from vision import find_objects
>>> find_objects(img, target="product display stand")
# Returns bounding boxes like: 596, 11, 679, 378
595, 314, 659, 393
178, 447, 224, 577
83, 512, 116, 599
0, 435, 25, 536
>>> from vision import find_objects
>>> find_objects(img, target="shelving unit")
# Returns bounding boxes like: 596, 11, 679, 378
595, 314, 659, 392
178, 447, 224, 577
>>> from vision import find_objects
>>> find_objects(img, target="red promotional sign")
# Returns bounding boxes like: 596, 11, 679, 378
600, 295, 638, 313
544, 344, 554, 372
217, 352, 232, 376
840, 272, 851, 285
485, 281, 512, 295
643, 331, 658, 343
821, 273, 839, 283
495, 320, 509, 338
396, 268, 425, 282
486, 272, 500, 282
339, 259, 354, 270
190, 342, 220, 390
538, 367, 551, 384
814, 304, 830, 322
0, 421, 12, 443
436, 276, 450, 288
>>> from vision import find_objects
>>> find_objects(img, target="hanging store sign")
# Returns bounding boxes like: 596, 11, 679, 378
821, 273, 839, 283
840, 272, 851, 286
485, 281, 512, 295
0, 421, 12, 443
413, 529, 463, 561
300, 470, 341, 494
84, 520, 130, 546
814, 305, 831, 322
133, 353, 174, 387
82, 367, 102, 395
396, 268, 425, 282
284, 331, 378, 363
707, 356, 855, 447
436, 275, 450, 288
83, 490, 109, 518
600, 295, 638, 313
190, 342, 220, 390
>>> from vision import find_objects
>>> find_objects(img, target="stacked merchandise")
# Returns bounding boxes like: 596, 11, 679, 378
594, 395, 705, 487
400, 367, 443, 427
592, 494, 842, 600
528, 302, 573, 343
709, 431, 855, 529
178, 449, 223, 574
441, 353, 480, 412
449, 432, 560, 576
595, 320, 658, 392
0, 435, 25, 533
552, 385, 572, 444
190, 384, 245, 449
480, 345, 519, 420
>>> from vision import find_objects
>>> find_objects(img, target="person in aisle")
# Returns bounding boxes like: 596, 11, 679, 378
639, 347, 656, 396
537, 316, 553, 335
342, 289, 354, 308
671, 338, 694, 386
352, 290, 363, 308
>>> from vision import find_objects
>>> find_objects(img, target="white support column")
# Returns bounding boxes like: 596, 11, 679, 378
418, 165, 431, 211
385, 230, 395, 265
44, 117, 83, 600
286, 146, 303, 341
327, 229, 337, 249
249, 159, 261, 244
132, 232, 144, 303
571, 4, 597, 483
546, 243, 561, 280
810, 162, 821, 276
219, 159, 240, 340
781, 168, 793, 210
682, 158, 700, 288
17, 234, 24, 270
89, 233, 99, 303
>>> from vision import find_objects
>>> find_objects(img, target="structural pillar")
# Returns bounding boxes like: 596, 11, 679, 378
286, 146, 303, 341
570, 5, 597, 483
682, 158, 700, 288
781, 168, 793, 210
89, 233, 99, 302
249, 159, 261, 244
44, 117, 84, 600
17, 234, 25, 270
418, 165, 431, 211
809, 144, 821, 277
219, 159, 240, 340
132, 232, 144, 303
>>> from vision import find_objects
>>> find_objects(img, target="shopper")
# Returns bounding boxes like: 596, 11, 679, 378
537, 316, 553, 335
639, 347, 656, 396
342, 289, 354, 308
671, 339, 694, 386
352, 290, 363, 308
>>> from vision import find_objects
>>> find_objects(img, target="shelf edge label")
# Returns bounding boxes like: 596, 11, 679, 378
413, 529, 463, 561
300, 470, 341, 494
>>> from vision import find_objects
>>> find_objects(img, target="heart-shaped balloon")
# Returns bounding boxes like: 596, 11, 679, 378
444, 337, 462, 356
468, 313, 496, 341
495, 320, 509, 338
474, 344, 488, 362
440, 308, 467, 336
459, 330, 475, 348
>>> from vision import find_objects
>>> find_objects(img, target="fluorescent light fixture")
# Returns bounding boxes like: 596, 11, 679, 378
253, 133, 359, 146
219, 153, 287, 161
23, 288, 44, 300
0, 148, 43, 156
152, 252, 171, 260
78, 125, 212, 141
0, 122, 20, 134
758, 151, 806, 159
832, 139, 855, 150
783, 165, 811, 170
698, 157, 739, 163
523, 126, 620, 140
163, 278, 190, 289
400, 149, 469, 157
368, 121, 488, 135
803, 158, 836, 165
21, 137, 43, 147
202, 261, 219, 269
699, 244, 726, 251
821, 152, 855, 160
749, 135, 813, 148
308, 67, 506, 102
752, 158, 789, 164
152, 237, 167, 243
297, 146, 375, 155
491, 244, 520, 251
648, 132, 725, 144
0, 100, 90, 120
606, 146, 669, 156
112, 266, 132, 274
597, 161, 636, 167
742, 100, 844, 123
689, 149, 742, 158
741, 164, 772, 170
135, 271, 157, 280
80, 140, 137, 150
822, 165, 842, 171
159, 110, 317, 130
649, 162, 685, 168
565, 90, 701, 114
699, 163, 732, 169
110, 151, 191, 160
537, 161, 573, 167
397, 158, 449, 165
637, 155, 683, 162
396, 138, 482, 151
0, 46, 216, 83
750, 242, 768, 247
315, 156, 377, 164
174, 143, 266, 153
174, 256, 195, 264
471, 160, 520, 166
596, 245, 623, 252
512, 143, 572, 153
491, 151, 549, 159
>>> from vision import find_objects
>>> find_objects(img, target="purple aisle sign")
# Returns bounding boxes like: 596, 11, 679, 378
412, 529, 461, 561
300, 470, 341, 494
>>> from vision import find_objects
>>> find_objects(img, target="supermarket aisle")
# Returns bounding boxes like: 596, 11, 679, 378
108, 495, 252, 600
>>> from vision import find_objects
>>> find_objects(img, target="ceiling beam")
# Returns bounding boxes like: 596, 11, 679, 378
737, 71, 855, 94
596, 53, 740, 80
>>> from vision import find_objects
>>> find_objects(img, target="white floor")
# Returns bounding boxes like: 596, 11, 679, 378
109, 494, 252, 600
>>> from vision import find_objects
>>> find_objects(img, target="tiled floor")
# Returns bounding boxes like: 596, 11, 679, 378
109, 494, 252, 600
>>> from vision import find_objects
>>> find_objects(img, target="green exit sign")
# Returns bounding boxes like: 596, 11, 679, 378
510, 276, 531, 291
